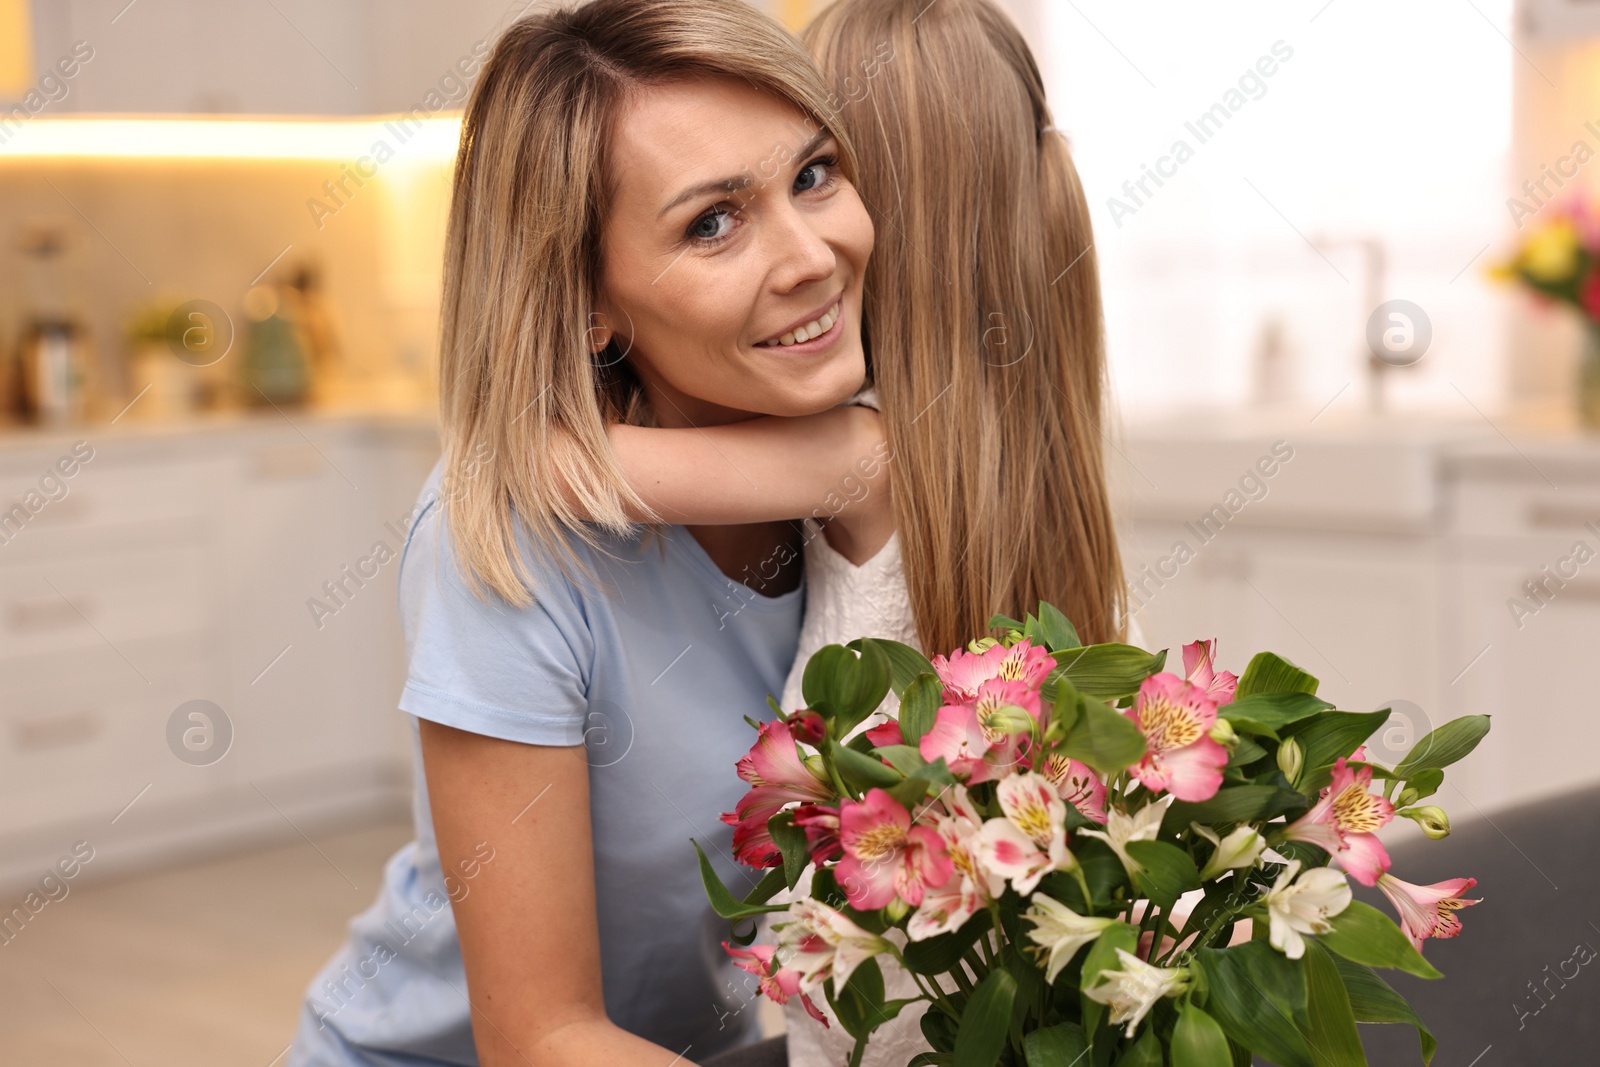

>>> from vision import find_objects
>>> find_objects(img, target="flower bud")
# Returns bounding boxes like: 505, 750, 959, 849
803, 754, 828, 781
1208, 717, 1239, 748
1276, 738, 1303, 786
987, 703, 1036, 736
1396, 785, 1420, 808
884, 897, 911, 922
968, 636, 1001, 654
1399, 805, 1450, 840
790, 710, 827, 746
1194, 823, 1266, 882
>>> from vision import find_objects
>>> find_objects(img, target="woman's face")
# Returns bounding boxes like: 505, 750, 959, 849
597, 78, 874, 426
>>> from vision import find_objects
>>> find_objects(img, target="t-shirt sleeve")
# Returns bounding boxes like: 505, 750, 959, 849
395, 502, 593, 747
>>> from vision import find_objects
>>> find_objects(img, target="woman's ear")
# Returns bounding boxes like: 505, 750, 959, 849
586, 310, 614, 353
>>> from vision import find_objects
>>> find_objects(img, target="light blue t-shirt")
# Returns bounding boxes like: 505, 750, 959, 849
289, 460, 803, 1066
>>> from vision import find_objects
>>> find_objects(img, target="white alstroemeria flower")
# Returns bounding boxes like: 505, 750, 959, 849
1083, 947, 1191, 1038
775, 898, 892, 993
1022, 894, 1117, 982
1077, 794, 1176, 876
1264, 859, 1353, 960
1193, 822, 1266, 882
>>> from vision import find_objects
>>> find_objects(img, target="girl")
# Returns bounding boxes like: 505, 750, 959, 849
581, 1, 1127, 1064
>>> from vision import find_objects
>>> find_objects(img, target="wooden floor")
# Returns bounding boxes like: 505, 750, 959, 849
0, 818, 786, 1065
0, 819, 414, 1067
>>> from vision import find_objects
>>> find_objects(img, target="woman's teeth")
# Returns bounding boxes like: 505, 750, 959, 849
759, 302, 840, 347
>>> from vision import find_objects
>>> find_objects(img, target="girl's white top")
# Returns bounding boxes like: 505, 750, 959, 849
774, 393, 929, 1067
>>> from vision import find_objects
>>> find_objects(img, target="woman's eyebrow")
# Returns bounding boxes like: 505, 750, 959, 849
656, 129, 833, 219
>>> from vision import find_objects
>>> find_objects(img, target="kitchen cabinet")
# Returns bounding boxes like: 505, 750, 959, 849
1438, 450, 1600, 811
1115, 419, 1600, 817
13, 0, 509, 116
0, 413, 438, 889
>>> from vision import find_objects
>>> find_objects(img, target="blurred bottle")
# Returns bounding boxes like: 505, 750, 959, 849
241, 283, 310, 407
283, 263, 341, 406
13, 227, 92, 426
1252, 312, 1296, 408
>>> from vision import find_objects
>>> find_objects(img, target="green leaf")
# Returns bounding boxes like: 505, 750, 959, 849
1078, 923, 1139, 1040
1163, 784, 1307, 834
802, 642, 893, 732
1329, 952, 1438, 1064
767, 811, 809, 892
1172, 1003, 1233, 1067
1036, 600, 1083, 651
898, 673, 943, 748
1302, 940, 1365, 1067
1023, 1022, 1089, 1067
1397, 766, 1444, 803
1050, 644, 1165, 702
1113, 1027, 1162, 1067
1320, 901, 1443, 979
874, 744, 928, 774
1286, 710, 1391, 792
690, 840, 789, 919
989, 611, 1026, 632
1039, 840, 1129, 913
1226, 736, 1269, 767
1125, 840, 1201, 912
1194, 941, 1313, 1067
902, 911, 994, 976
1220, 692, 1334, 738
953, 965, 1017, 1067
1392, 714, 1492, 779
828, 738, 904, 793
1056, 679, 1147, 777
1235, 652, 1320, 699
851, 637, 937, 697
826, 956, 886, 1041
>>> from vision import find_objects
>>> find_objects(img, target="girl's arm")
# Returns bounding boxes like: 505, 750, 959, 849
421, 721, 710, 1067
564, 404, 896, 564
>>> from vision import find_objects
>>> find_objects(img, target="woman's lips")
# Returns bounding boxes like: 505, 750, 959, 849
754, 299, 844, 354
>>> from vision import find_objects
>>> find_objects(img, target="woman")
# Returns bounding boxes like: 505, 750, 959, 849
287, 3, 886, 1065
561, 2, 1128, 1064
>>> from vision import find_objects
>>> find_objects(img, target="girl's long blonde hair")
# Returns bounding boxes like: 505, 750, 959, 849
438, 0, 856, 604
804, 0, 1127, 649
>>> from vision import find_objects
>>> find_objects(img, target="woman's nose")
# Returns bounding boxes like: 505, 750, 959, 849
766, 203, 838, 293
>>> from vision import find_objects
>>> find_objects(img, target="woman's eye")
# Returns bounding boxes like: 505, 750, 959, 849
794, 160, 830, 194
689, 209, 733, 242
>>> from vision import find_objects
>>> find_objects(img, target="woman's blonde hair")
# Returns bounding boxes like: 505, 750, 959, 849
804, 0, 1127, 649
438, 0, 856, 604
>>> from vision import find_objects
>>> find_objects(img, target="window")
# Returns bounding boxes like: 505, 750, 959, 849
1039, 0, 1515, 415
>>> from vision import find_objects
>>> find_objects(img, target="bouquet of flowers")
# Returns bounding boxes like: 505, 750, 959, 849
695, 603, 1489, 1067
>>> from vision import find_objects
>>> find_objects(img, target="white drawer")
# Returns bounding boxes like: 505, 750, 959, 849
0, 637, 217, 831
0, 454, 214, 549
0, 540, 212, 659
1446, 477, 1600, 542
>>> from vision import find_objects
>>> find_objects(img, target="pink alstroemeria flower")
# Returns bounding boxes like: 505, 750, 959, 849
1182, 639, 1238, 704
1280, 756, 1394, 886
919, 678, 1040, 783
722, 941, 828, 1026
932, 639, 1054, 703
1041, 753, 1108, 824
863, 719, 903, 747
792, 802, 842, 864
909, 786, 1005, 941
1376, 873, 1481, 951
720, 720, 836, 868
836, 788, 954, 910
1125, 674, 1229, 802
973, 772, 1077, 895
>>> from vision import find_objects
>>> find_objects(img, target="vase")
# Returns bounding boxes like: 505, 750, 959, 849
1582, 322, 1600, 431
